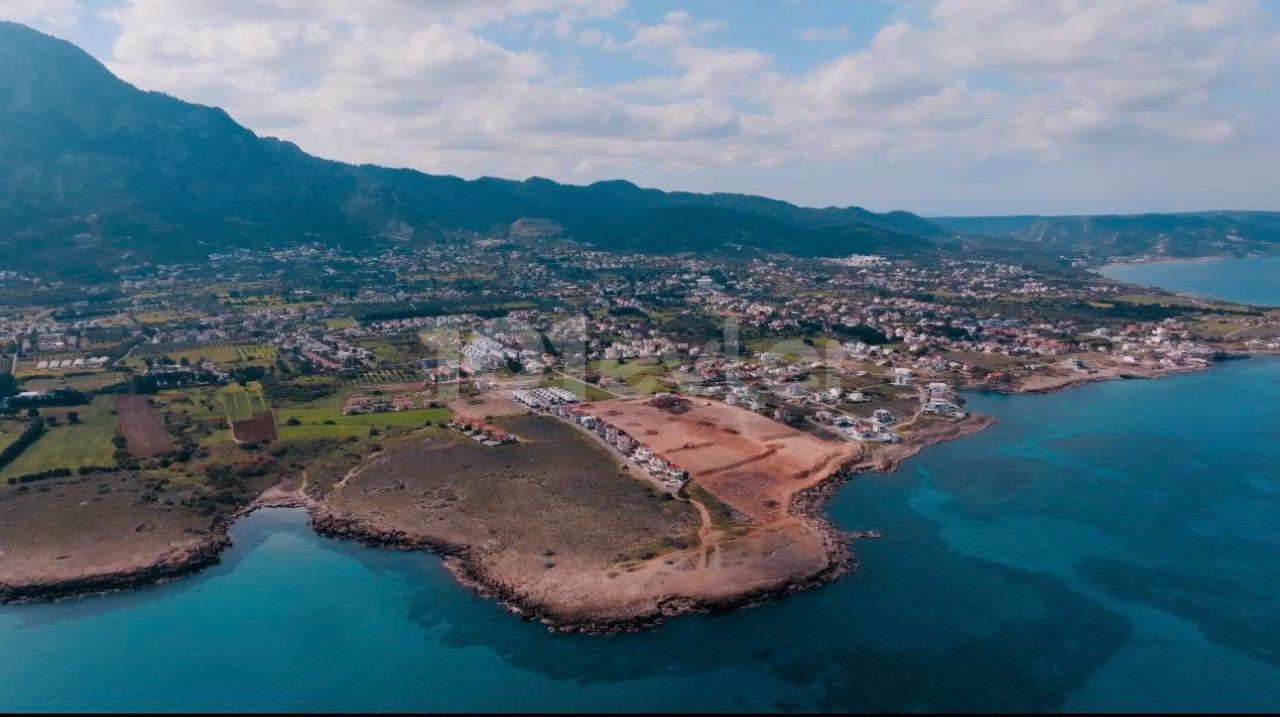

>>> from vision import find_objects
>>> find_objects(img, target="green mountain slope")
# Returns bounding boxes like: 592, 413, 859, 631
932, 212, 1280, 258
0, 21, 941, 276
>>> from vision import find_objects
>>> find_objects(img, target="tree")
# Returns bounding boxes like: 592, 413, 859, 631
67, 411, 80, 424
0, 372, 17, 398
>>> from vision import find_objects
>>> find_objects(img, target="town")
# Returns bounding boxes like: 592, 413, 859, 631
2, 238, 1278, 495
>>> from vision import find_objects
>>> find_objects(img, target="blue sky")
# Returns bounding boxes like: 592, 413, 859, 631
7, 0, 1280, 215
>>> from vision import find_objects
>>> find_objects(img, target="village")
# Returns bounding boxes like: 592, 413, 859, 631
4, 239, 1278, 481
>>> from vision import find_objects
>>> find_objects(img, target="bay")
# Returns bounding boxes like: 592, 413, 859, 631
1098, 255, 1280, 307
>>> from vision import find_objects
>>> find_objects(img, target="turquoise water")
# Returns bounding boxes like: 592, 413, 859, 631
1098, 255, 1280, 306
3, 356, 1279, 711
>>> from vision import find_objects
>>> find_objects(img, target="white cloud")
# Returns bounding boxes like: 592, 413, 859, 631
771, 0, 1272, 160
44, 0, 1274, 205
4, 0, 80, 28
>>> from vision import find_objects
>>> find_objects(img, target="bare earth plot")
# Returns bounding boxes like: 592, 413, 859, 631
116, 395, 174, 457
577, 398, 862, 612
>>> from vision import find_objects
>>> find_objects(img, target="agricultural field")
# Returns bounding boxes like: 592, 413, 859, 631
1189, 317, 1253, 337
590, 358, 675, 397
17, 371, 124, 393
339, 370, 420, 386
324, 317, 357, 329
0, 395, 118, 480
355, 338, 402, 362
124, 342, 277, 369
746, 337, 843, 362
0, 420, 25, 453
115, 395, 174, 457
276, 402, 449, 440
221, 383, 272, 422
153, 386, 227, 422
130, 310, 199, 325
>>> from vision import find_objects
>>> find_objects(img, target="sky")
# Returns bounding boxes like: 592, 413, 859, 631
6, 0, 1280, 216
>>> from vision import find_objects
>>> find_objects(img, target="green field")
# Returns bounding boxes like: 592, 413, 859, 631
355, 338, 402, 362
125, 342, 277, 369
745, 337, 842, 362
0, 420, 25, 453
0, 396, 118, 479
277, 406, 451, 439
589, 359, 673, 396
339, 370, 420, 386
19, 372, 125, 393
221, 384, 272, 421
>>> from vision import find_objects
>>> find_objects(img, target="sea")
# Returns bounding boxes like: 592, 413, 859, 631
1098, 255, 1280, 307
2, 262, 1280, 712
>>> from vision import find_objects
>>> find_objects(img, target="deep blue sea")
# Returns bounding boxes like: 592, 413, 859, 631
4, 258, 1280, 711
1099, 255, 1280, 306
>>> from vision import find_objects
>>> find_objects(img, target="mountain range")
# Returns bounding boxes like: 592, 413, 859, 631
1, 20, 1278, 278
932, 212, 1280, 259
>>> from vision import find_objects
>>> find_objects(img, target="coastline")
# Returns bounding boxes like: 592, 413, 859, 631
0, 484, 313, 605
1093, 254, 1280, 308
0, 356, 1254, 629
0, 413, 997, 633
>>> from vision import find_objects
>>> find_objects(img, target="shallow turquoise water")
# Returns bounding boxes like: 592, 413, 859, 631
3, 356, 1279, 712
1098, 255, 1280, 306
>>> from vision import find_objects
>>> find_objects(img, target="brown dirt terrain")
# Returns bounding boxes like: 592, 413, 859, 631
313, 415, 706, 627
0, 473, 220, 601
116, 394, 174, 457
230, 411, 278, 443
562, 398, 864, 624
447, 393, 526, 419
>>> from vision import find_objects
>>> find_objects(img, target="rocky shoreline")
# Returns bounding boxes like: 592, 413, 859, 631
308, 502, 856, 635
0, 488, 310, 605
0, 414, 995, 630
0, 522, 230, 605
0, 369, 1164, 627
300, 416, 993, 635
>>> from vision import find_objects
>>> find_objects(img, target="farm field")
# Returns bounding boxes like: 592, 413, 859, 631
355, 338, 402, 362
745, 337, 842, 362
221, 383, 272, 422
277, 406, 450, 440
0, 395, 118, 480
115, 395, 174, 457
219, 382, 278, 443
279, 406, 450, 427
0, 421, 25, 453
590, 359, 674, 396
124, 342, 277, 370
339, 370, 420, 386
19, 371, 125, 393
153, 386, 226, 422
